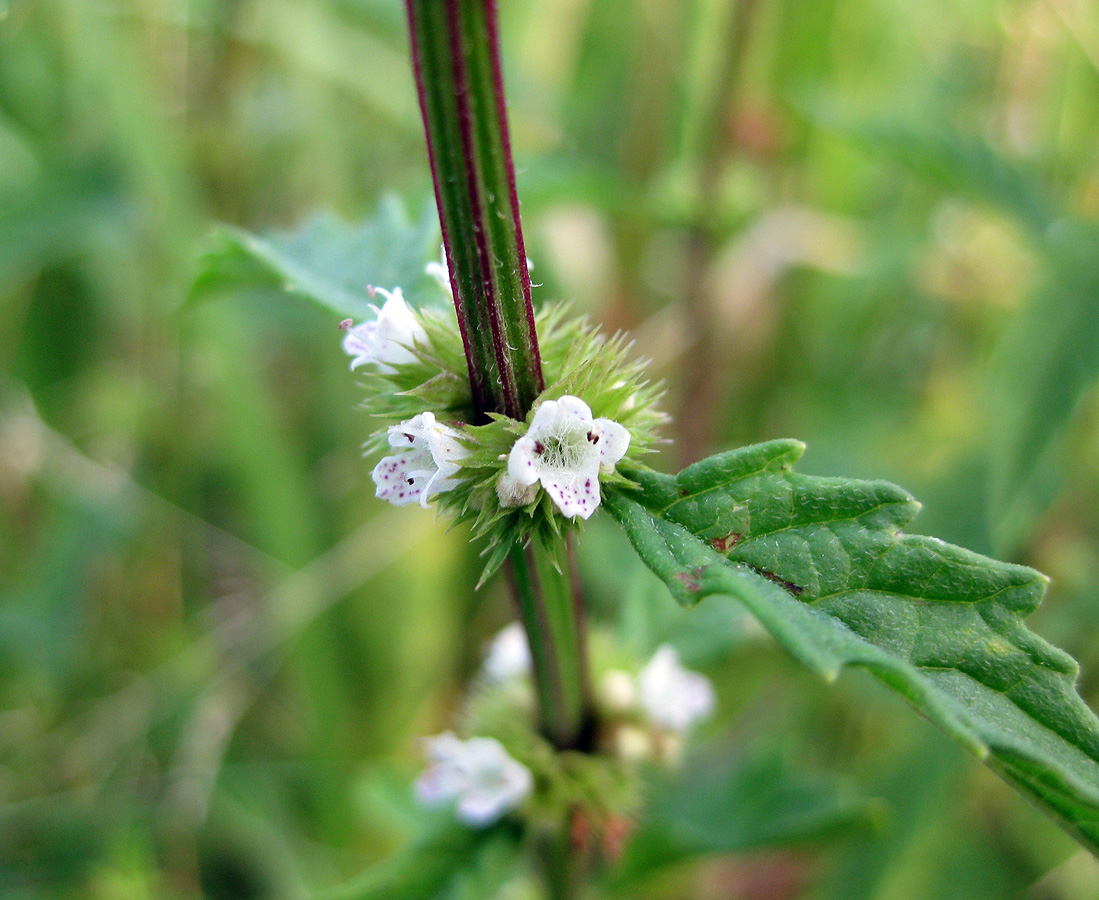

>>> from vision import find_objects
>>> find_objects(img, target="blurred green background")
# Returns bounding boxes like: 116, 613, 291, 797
3, 0, 1099, 897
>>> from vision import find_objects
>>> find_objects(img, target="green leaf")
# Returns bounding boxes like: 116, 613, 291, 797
190, 196, 440, 319
990, 220, 1099, 553
818, 115, 1055, 237
607, 750, 874, 892
314, 818, 521, 900
604, 440, 1099, 853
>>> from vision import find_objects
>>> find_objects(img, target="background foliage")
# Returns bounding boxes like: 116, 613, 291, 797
2, 0, 1099, 897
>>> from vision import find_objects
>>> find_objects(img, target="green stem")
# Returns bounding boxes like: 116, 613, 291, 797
535, 826, 583, 900
507, 543, 590, 749
405, 0, 592, 752
677, 0, 761, 466
405, 0, 543, 422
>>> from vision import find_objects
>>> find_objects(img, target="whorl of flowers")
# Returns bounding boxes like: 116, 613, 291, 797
426, 628, 715, 830
339, 265, 665, 580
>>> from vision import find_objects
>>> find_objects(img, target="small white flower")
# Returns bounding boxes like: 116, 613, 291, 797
506, 395, 630, 519
482, 622, 531, 682
613, 724, 653, 762
495, 471, 540, 509
372, 412, 468, 508
637, 645, 715, 732
598, 669, 638, 713
415, 732, 533, 827
425, 247, 452, 297
341, 287, 427, 373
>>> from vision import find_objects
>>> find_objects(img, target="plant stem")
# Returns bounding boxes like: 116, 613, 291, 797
507, 543, 590, 749
405, 0, 543, 422
405, 0, 591, 751
535, 826, 583, 900
677, 0, 761, 466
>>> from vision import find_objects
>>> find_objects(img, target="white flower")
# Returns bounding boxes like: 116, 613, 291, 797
506, 395, 630, 519
482, 622, 531, 682
341, 287, 427, 373
426, 248, 533, 297
415, 732, 533, 827
637, 645, 715, 732
495, 471, 540, 509
598, 669, 637, 713
372, 412, 468, 508
425, 247, 452, 297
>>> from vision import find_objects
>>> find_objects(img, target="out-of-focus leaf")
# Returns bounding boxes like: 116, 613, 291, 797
0, 161, 128, 293
315, 818, 520, 900
191, 196, 440, 319
818, 117, 1099, 549
822, 117, 1054, 236
605, 440, 1099, 853
607, 751, 873, 891
990, 220, 1099, 553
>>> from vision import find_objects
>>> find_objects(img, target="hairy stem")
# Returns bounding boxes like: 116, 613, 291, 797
507, 543, 590, 749
405, 0, 543, 422
405, 0, 591, 751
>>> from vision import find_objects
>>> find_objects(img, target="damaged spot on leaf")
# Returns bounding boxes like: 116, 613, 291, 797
673, 566, 707, 593
710, 532, 743, 553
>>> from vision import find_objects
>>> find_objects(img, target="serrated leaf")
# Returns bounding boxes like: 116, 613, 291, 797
604, 440, 1099, 853
191, 196, 440, 318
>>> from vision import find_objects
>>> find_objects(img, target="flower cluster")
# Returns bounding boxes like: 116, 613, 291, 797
597, 644, 715, 765
339, 268, 665, 576
413, 628, 713, 831
480, 625, 714, 737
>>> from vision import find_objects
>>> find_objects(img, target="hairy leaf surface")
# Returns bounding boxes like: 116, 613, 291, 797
604, 440, 1099, 852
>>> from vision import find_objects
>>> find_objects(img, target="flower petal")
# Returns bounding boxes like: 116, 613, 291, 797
542, 471, 601, 520
372, 452, 431, 506
414, 732, 471, 805
594, 417, 631, 470
483, 623, 531, 682
342, 322, 378, 370
455, 767, 531, 826
455, 739, 533, 827
507, 435, 542, 486
638, 645, 715, 731
555, 394, 594, 427
527, 398, 563, 436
